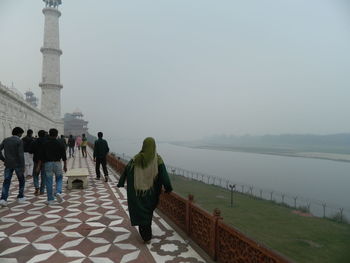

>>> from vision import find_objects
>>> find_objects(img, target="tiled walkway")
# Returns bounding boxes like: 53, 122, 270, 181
0, 149, 206, 263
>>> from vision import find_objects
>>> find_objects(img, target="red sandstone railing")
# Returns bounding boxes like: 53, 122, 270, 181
88, 143, 290, 263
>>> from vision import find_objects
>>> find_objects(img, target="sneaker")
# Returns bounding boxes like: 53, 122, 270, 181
0, 199, 8, 207
105, 176, 109, 182
95, 177, 100, 180
34, 188, 40, 196
45, 200, 58, 205
56, 193, 63, 203
17, 197, 26, 203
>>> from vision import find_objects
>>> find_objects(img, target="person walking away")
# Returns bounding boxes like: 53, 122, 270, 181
59, 135, 67, 152
93, 132, 109, 182
68, 135, 75, 158
81, 134, 88, 158
22, 129, 34, 178
76, 136, 82, 152
30, 130, 47, 196
117, 137, 173, 242
0, 127, 26, 207
37, 128, 67, 205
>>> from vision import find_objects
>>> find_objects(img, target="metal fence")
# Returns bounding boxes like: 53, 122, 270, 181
114, 152, 350, 223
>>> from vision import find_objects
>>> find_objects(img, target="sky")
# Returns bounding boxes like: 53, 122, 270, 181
0, 0, 350, 141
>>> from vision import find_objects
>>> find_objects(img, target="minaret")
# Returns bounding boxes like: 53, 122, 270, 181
39, 0, 63, 120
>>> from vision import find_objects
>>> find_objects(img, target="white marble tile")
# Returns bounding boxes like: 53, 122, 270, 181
86, 222, 105, 228
113, 233, 130, 243
89, 257, 114, 263
21, 215, 41, 222
59, 238, 84, 249
0, 223, 14, 230
34, 233, 58, 242
88, 228, 105, 236
59, 250, 85, 258
89, 244, 111, 256
18, 222, 37, 227
12, 227, 36, 236
63, 223, 81, 231
9, 237, 30, 244
87, 237, 109, 244
0, 258, 18, 263
32, 243, 56, 251
0, 244, 28, 256
115, 244, 137, 250
39, 226, 58, 232
120, 250, 140, 263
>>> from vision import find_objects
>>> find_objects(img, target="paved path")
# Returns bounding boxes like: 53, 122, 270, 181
0, 149, 205, 263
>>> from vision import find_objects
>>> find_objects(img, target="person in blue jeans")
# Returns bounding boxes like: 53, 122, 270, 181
30, 130, 47, 195
0, 127, 26, 207
37, 128, 67, 205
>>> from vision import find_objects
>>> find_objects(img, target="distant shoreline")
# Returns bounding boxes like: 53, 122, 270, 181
170, 143, 350, 163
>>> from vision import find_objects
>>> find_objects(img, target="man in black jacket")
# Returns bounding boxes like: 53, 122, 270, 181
37, 128, 67, 205
22, 129, 34, 178
93, 132, 109, 182
31, 130, 47, 196
0, 127, 25, 206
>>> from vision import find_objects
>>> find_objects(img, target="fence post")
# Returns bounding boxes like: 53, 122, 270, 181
212, 208, 222, 261
207, 175, 210, 184
241, 185, 244, 193
322, 203, 326, 218
249, 186, 253, 196
260, 189, 263, 199
186, 194, 194, 235
270, 191, 274, 201
201, 174, 204, 182
281, 194, 285, 204
293, 196, 298, 209
340, 208, 344, 223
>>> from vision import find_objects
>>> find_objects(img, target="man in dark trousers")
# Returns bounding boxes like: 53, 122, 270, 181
93, 132, 109, 182
37, 128, 67, 205
22, 129, 34, 178
30, 130, 47, 196
0, 127, 25, 206
68, 135, 75, 158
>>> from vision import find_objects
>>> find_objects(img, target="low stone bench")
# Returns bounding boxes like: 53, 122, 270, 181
66, 168, 89, 189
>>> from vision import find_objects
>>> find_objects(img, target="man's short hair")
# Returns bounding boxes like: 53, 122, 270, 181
12, 127, 24, 136
38, 130, 46, 138
82, 133, 85, 137
97, 132, 103, 138
27, 129, 33, 136
49, 128, 58, 137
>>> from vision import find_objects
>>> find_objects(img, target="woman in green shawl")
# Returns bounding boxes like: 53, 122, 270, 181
117, 137, 173, 242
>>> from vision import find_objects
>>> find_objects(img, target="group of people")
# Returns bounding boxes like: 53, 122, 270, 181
0, 127, 173, 243
64, 134, 88, 158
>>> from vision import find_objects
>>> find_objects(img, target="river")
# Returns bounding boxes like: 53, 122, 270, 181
109, 138, 350, 218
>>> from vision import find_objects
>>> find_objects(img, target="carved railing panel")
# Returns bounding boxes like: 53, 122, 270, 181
189, 205, 216, 258
216, 221, 288, 263
158, 192, 187, 231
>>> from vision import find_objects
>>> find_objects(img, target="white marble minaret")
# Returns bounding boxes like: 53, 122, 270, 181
39, 0, 63, 120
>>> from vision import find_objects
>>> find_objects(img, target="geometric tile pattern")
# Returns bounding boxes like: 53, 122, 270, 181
0, 148, 206, 263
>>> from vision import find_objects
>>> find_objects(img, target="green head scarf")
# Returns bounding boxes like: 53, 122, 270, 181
133, 137, 163, 195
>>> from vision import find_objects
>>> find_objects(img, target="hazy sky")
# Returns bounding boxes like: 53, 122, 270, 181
1, 0, 350, 140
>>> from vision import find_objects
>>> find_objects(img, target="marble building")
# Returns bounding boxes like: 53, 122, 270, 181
0, 0, 64, 140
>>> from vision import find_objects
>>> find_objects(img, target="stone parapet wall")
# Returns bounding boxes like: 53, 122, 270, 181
0, 82, 63, 140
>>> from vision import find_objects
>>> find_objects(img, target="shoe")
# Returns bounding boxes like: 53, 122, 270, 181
105, 176, 108, 182
95, 177, 100, 180
17, 197, 26, 203
45, 200, 58, 205
56, 193, 63, 203
34, 188, 40, 196
39, 191, 45, 196
0, 199, 8, 207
